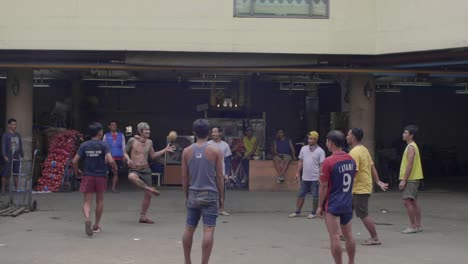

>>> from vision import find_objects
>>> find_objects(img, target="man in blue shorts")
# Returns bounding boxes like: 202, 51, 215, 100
316, 130, 357, 264
182, 119, 224, 264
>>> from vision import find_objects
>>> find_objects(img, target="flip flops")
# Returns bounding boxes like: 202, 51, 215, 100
361, 239, 382, 246
139, 218, 155, 224
93, 226, 102, 233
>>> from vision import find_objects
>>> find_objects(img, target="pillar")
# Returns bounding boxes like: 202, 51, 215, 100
349, 75, 376, 158
6, 70, 33, 160
71, 78, 82, 131
305, 86, 319, 132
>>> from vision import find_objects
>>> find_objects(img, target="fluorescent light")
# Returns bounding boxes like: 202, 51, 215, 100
455, 90, 468, 94
190, 86, 226, 90
392, 82, 431, 87
83, 78, 139, 82
376, 88, 401, 93
452, 83, 468, 87
33, 77, 55, 80
304, 80, 335, 84
280, 87, 306, 91
454, 83, 468, 94
189, 79, 231, 83
33, 84, 50, 88
98, 84, 136, 89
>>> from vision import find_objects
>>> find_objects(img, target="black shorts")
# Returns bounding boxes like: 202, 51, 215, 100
353, 194, 370, 218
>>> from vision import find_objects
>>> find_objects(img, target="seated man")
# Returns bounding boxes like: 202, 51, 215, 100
272, 128, 296, 183
231, 127, 259, 185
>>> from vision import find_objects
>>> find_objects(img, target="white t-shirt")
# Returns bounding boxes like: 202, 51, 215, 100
208, 140, 232, 158
208, 140, 232, 174
298, 145, 326, 181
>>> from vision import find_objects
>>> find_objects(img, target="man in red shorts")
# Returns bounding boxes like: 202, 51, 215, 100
73, 122, 117, 237
316, 130, 357, 264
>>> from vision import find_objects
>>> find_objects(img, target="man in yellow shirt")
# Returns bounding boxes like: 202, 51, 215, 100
232, 127, 259, 185
399, 125, 424, 234
346, 128, 388, 245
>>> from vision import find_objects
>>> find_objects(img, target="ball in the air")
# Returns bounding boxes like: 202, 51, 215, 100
167, 131, 178, 142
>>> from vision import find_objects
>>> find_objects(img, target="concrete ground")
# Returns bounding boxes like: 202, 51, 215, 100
1, 184, 468, 264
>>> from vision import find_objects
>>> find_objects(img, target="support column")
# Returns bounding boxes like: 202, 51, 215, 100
71, 78, 82, 131
6, 70, 33, 160
305, 86, 319, 132
349, 75, 376, 158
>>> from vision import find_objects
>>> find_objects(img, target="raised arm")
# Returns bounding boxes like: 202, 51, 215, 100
149, 143, 175, 160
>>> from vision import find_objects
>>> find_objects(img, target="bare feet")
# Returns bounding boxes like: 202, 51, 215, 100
85, 220, 93, 237
146, 187, 160, 196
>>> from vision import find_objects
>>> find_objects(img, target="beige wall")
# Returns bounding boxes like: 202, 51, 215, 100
0, 0, 467, 55
375, 0, 468, 54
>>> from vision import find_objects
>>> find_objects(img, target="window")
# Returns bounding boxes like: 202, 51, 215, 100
234, 0, 329, 19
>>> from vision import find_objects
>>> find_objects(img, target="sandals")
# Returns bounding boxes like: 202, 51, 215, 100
361, 239, 382, 246
139, 218, 155, 224
93, 226, 102, 233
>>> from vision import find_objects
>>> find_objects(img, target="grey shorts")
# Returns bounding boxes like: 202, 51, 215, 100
402, 180, 420, 200
186, 190, 219, 228
273, 154, 292, 162
353, 194, 370, 218
129, 168, 152, 186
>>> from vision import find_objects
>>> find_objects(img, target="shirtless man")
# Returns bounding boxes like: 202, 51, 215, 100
124, 122, 175, 224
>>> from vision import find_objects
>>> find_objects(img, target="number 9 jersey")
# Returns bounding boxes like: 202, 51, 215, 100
320, 151, 357, 216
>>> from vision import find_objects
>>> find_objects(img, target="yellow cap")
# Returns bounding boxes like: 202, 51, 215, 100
308, 131, 319, 139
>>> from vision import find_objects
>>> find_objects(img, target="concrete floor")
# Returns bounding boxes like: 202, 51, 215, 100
1, 186, 468, 264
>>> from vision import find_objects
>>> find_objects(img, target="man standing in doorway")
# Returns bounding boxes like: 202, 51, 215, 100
124, 122, 175, 224
182, 119, 224, 264
272, 128, 296, 183
316, 130, 357, 264
103, 120, 126, 193
73, 122, 118, 236
399, 125, 424, 234
1, 118, 23, 194
289, 131, 325, 219
346, 128, 388, 245
208, 126, 231, 216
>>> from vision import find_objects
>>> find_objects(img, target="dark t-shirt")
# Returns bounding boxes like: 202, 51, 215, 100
78, 139, 110, 177
320, 151, 356, 215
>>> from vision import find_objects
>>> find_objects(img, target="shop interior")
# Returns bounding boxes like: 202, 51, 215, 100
2, 52, 468, 191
